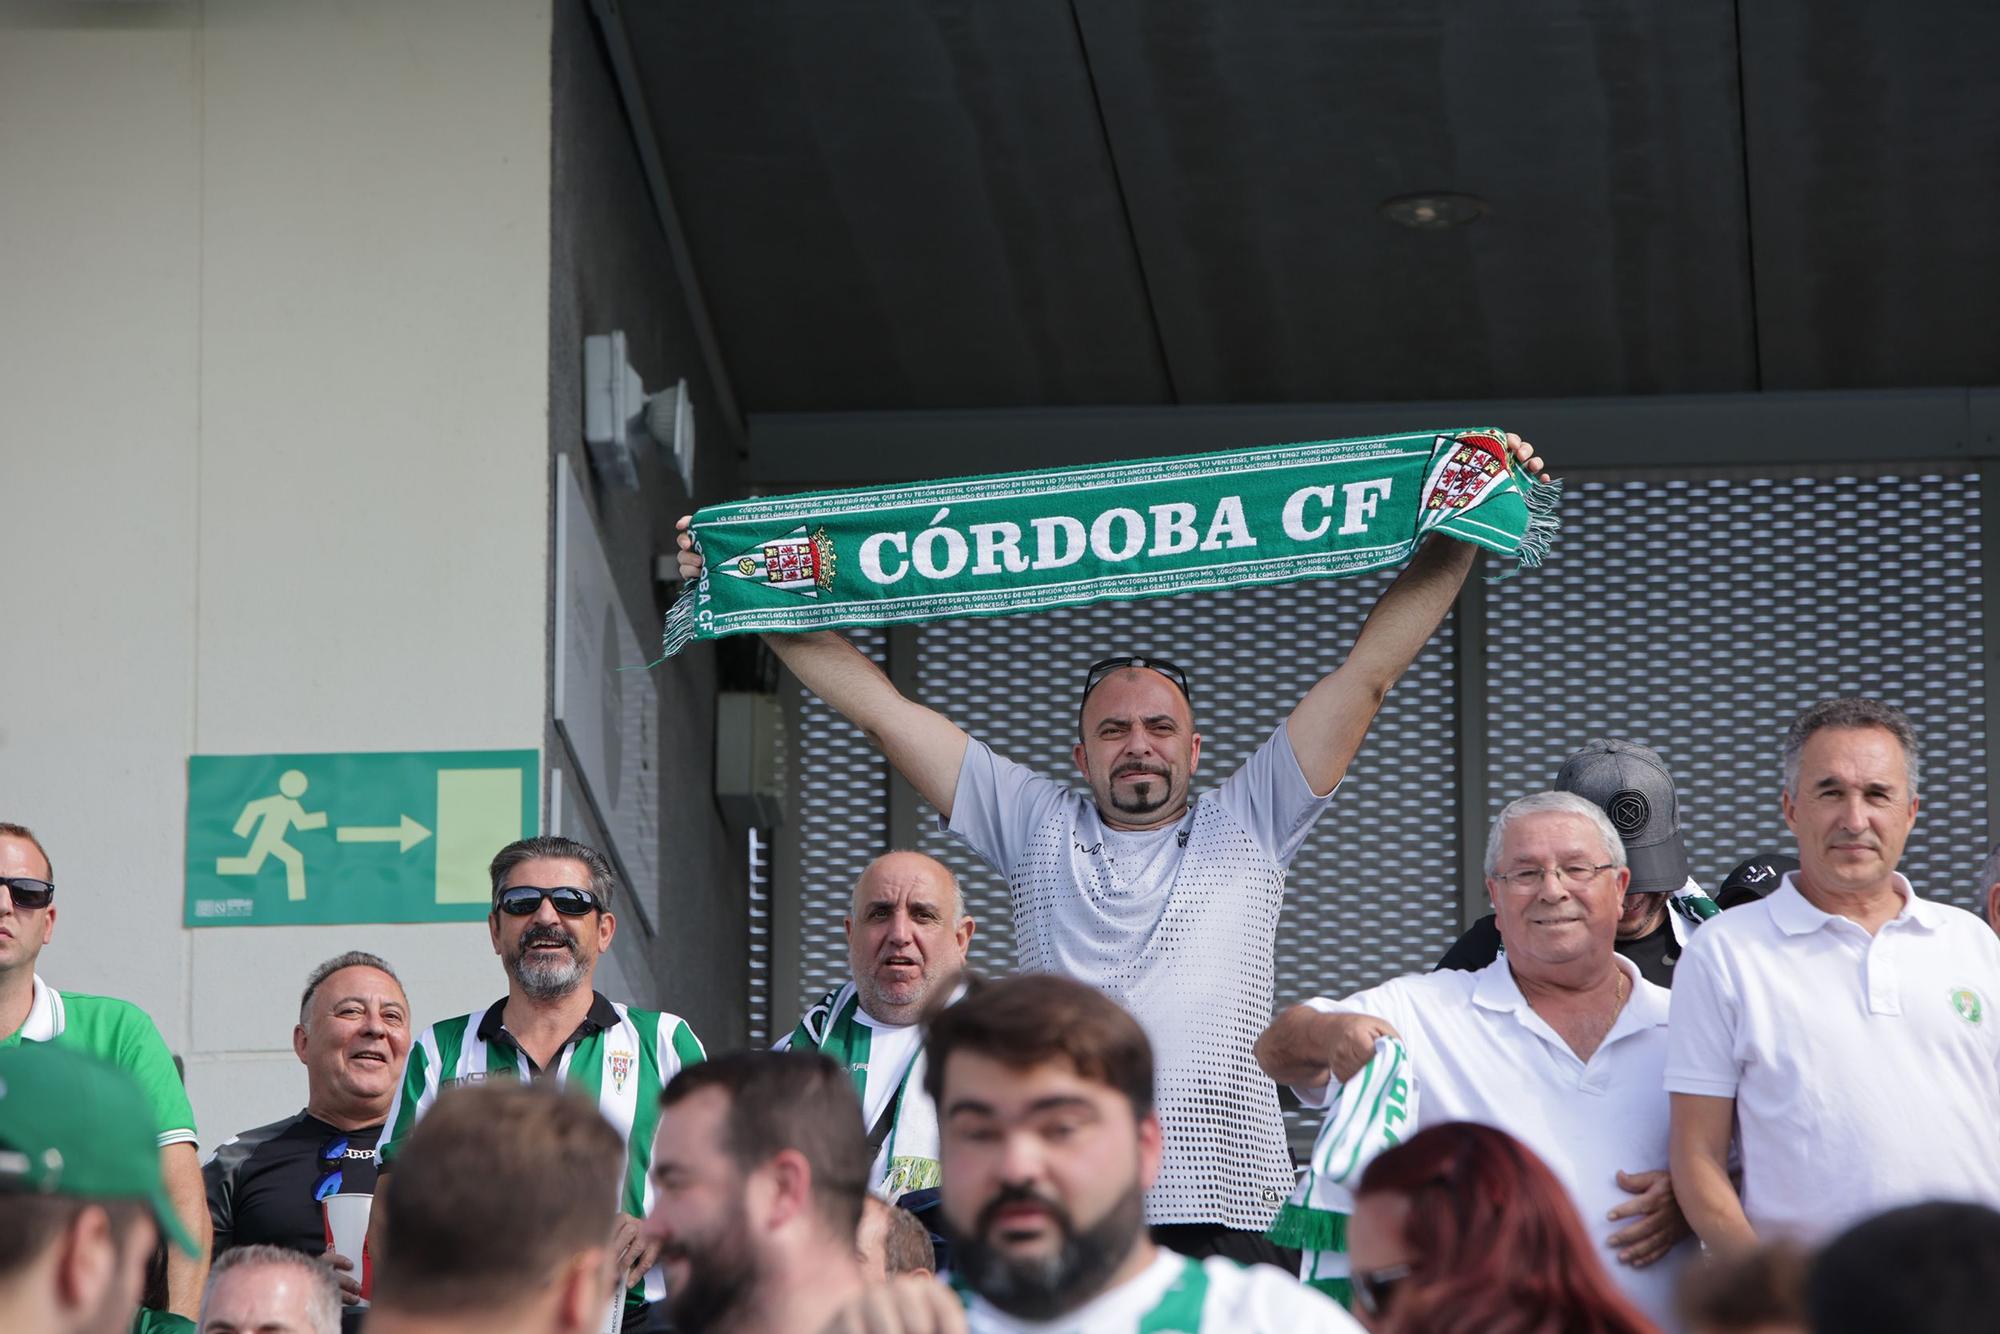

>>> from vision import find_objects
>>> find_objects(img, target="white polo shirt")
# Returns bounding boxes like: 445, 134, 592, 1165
1664, 873, 2000, 1243
1295, 956, 1689, 1330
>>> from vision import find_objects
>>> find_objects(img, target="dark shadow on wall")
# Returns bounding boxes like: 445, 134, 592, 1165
546, 0, 748, 1047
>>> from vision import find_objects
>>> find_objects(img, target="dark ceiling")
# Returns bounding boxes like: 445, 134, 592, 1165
617, 1, 2000, 415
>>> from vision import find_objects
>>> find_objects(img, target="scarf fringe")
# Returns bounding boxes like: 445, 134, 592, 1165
656, 586, 698, 662
1266, 1201, 1350, 1251
1486, 476, 1564, 583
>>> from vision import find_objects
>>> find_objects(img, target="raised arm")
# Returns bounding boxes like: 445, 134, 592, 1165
1285, 433, 1546, 796
678, 518, 969, 816
1669, 1092, 1757, 1256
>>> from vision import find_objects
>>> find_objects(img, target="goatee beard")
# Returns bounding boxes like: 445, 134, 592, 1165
950, 1181, 1146, 1321
509, 926, 586, 1000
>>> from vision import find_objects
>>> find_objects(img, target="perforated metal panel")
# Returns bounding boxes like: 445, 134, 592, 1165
1485, 468, 1987, 910
789, 627, 891, 1006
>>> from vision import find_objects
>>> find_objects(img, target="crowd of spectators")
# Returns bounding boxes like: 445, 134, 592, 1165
7, 474, 2000, 1330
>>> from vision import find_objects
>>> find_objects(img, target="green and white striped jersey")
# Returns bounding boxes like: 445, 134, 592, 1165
376, 992, 704, 1306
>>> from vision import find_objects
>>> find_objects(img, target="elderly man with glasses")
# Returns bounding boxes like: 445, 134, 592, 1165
1257, 791, 1693, 1330
674, 435, 1548, 1265
371, 835, 705, 1330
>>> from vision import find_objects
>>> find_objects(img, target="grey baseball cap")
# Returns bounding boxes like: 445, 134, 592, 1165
1554, 739, 1691, 895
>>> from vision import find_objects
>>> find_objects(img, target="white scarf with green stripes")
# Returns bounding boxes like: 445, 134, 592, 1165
783, 980, 941, 1198
1267, 1036, 1418, 1301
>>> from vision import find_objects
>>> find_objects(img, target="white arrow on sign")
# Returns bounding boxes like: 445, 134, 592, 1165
335, 815, 432, 853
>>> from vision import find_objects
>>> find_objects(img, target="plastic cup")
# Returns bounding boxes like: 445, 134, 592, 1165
321, 1192, 374, 1301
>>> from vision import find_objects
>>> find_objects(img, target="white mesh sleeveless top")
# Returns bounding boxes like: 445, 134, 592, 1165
950, 723, 1334, 1228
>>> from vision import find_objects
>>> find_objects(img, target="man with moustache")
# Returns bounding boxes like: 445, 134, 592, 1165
204, 952, 410, 1299
823, 975, 1356, 1333
1256, 792, 1693, 1330
1669, 698, 2000, 1251
675, 434, 1552, 1260
374, 836, 704, 1327
779, 851, 973, 1202
640, 1050, 874, 1334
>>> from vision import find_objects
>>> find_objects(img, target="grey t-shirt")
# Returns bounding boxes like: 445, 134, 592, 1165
949, 722, 1334, 1229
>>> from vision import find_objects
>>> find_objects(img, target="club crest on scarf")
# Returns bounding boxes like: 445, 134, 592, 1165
720, 526, 837, 597
609, 1049, 634, 1093
1422, 431, 1510, 512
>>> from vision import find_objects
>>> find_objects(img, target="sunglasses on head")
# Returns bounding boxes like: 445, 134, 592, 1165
1352, 1262, 1413, 1317
1081, 655, 1191, 704
0, 877, 54, 911
494, 885, 604, 917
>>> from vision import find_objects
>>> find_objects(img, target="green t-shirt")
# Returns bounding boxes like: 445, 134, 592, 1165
3, 976, 196, 1147
131, 1310, 197, 1334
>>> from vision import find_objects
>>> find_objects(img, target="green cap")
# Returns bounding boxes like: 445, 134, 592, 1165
0, 1043, 199, 1256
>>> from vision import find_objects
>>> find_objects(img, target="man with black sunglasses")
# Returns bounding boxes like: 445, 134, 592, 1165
674, 433, 1549, 1262
203, 952, 409, 1303
373, 835, 705, 1329
0, 820, 212, 1320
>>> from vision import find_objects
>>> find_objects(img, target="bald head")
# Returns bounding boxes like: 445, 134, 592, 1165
845, 852, 974, 1026
1072, 667, 1203, 829
849, 851, 963, 923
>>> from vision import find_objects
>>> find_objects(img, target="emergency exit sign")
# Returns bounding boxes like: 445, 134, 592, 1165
184, 750, 538, 926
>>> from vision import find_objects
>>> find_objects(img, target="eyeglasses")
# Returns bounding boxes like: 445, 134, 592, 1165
1081, 655, 1191, 704
314, 1134, 351, 1203
494, 885, 604, 917
0, 877, 54, 910
1493, 863, 1618, 890
1353, 1262, 1413, 1317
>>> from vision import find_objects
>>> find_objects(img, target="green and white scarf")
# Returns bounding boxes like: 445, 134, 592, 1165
1268, 1036, 1418, 1303
784, 981, 941, 1198
661, 429, 1557, 656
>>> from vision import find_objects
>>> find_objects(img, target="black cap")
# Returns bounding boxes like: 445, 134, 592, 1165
1554, 739, 1691, 896
1714, 852, 1799, 911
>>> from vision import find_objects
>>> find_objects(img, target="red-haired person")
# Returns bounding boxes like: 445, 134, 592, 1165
1344, 1122, 1657, 1334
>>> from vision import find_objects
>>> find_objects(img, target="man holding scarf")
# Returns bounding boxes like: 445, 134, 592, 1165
777, 851, 972, 1203
1256, 791, 1692, 1329
675, 432, 1547, 1261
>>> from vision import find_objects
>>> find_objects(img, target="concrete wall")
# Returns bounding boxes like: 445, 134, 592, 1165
0, 0, 555, 1142
547, 0, 749, 1047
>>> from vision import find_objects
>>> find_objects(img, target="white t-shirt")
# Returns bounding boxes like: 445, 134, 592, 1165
1295, 956, 1690, 1331
962, 1249, 1362, 1333
1664, 873, 2000, 1242
950, 723, 1335, 1228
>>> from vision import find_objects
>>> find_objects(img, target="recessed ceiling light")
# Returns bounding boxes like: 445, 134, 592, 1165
1379, 192, 1487, 231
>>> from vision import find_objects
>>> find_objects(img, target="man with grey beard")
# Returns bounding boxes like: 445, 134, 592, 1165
372, 836, 705, 1330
